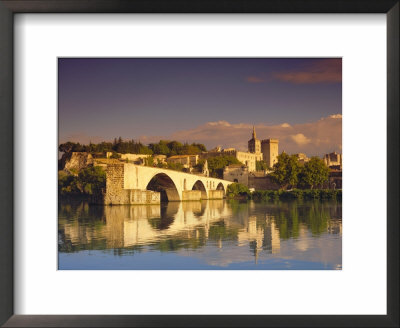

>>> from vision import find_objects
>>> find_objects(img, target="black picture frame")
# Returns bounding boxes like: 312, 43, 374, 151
0, 1, 398, 327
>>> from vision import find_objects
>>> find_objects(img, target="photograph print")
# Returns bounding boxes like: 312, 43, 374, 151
58, 58, 342, 270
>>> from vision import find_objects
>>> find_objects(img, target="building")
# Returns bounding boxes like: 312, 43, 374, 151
328, 169, 342, 189
248, 172, 280, 190
222, 148, 262, 172
294, 153, 309, 165
248, 127, 279, 169
203, 127, 279, 173
166, 155, 199, 169
223, 165, 280, 190
223, 164, 249, 185
119, 153, 152, 164
222, 127, 280, 172
153, 154, 167, 165
323, 152, 342, 169
261, 138, 279, 168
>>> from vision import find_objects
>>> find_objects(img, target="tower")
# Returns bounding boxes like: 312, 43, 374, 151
202, 160, 209, 177
248, 126, 261, 154
261, 139, 279, 168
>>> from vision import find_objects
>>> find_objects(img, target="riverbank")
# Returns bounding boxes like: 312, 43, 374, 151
227, 188, 342, 201
252, 189, 342, 201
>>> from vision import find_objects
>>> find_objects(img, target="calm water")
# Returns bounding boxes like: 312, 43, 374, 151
58, 200, 342, 270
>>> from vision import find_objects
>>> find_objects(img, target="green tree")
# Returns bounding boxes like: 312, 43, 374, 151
192, 143, 207, 152
270, 152, 301, 189
207, 155, 242, 178
167, 162, 184, 171
256, 160, 268, 171
77, 166, 106, 195
58, 142, 85, 153
193, 158, 206, 172
299, 156, 329, 189
58, 166, 106, 197
167, 141, 184, 156
58, 141, 75, 153
58, 170, 80, 195
111, 137, 153, 154
149, 141, 170, 155
226, 183, 251, 198
144, 157, 154, 167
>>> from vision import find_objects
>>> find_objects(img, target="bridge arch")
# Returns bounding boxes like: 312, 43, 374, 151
146, 173, 180, 201
216, 182, 225, 194
192, 180, 207, 199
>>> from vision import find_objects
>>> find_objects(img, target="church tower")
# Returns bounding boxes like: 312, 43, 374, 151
248, 126, 261, 154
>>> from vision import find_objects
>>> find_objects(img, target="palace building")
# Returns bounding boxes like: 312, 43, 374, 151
203, 127, 279, 174
248, 126, 279, 169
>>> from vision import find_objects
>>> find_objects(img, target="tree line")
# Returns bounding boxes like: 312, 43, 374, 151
58, 138, 207, 156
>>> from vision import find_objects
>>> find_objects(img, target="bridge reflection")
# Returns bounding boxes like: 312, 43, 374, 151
101, 201, 229, 248
59, 200, 342, 263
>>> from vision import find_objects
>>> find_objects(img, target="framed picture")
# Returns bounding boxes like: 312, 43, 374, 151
0, 0, 398, 327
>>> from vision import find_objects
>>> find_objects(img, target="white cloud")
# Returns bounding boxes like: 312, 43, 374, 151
208, 121, 231, 127
290, 133, 311, 146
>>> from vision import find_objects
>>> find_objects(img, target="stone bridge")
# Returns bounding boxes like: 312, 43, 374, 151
104, 163, 233, 205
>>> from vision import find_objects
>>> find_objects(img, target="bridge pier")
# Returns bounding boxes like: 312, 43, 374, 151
105, 188, 161, 205
208, 190, 225, 199
182, 190, 202, 201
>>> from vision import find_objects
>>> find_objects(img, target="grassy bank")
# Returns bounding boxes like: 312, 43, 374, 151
227, 183, 341, 201
251, 189, 342, 201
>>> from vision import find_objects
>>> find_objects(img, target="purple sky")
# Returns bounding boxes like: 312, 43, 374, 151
58, 58, 342, 156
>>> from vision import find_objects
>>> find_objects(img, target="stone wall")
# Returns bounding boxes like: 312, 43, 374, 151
130, 189, 160, 204
105, 164, 161, 204
248, 175, 280, 190
182, 190, 202, 201
105, 164, 128, 204
208, 190, 224, 199
223, 165, 249, 185
324, 170, 342, 189
119, 153, 151, 163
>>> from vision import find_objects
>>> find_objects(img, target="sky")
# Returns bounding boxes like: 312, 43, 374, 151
59, 58, 342, 156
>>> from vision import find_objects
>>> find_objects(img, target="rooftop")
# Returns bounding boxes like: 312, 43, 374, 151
261, 138, 279, 143
168, 155, 198, 159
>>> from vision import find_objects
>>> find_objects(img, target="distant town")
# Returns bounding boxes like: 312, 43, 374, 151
59, 127, 342, 205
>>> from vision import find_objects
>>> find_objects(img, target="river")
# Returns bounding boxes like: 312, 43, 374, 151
58, 199, 342, 270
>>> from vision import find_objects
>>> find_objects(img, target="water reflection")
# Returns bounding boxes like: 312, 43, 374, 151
58, 200, 342, 269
